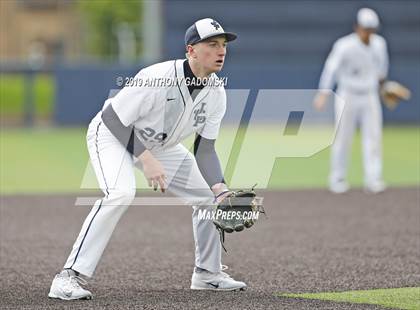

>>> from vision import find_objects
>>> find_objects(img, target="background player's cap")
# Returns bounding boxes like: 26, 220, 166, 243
185, 18, 237, 46
357, 8, 380, 29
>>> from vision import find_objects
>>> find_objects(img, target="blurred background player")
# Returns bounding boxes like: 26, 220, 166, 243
313, 8, 389, 194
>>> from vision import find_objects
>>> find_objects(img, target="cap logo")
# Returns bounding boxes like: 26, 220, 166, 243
211, 20, 221, 30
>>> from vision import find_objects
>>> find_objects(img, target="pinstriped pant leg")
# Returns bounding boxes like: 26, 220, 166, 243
64, 116, 136, 277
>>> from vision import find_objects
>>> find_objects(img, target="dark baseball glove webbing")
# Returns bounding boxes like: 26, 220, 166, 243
213, 186, 265, 252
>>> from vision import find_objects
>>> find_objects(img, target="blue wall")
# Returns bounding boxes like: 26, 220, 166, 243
163, 0, 420, 123
54, 65, 139, 125
164, 0, 420, 64
54, 0, 419, 124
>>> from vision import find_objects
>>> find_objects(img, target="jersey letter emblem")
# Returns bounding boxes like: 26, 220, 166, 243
193, 102, 207, 127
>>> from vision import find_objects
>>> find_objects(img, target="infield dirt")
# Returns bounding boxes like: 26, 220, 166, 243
1, 188, 419, 309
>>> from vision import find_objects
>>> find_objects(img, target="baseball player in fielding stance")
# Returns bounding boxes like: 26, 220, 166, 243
49, 18, 247, 300
313, 8, 389, 194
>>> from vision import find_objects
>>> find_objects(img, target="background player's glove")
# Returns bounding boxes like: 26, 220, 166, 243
213, 187, 265, 251
380, 80, 411, 110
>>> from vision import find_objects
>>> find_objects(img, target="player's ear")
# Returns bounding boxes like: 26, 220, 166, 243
187, 44, 198, 59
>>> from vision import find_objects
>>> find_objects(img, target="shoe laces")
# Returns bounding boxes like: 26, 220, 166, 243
219, 265, 232, 279
62, 275, 87, 290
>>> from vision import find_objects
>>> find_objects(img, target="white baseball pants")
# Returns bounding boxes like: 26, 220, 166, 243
330, 89, 383, 186
64, 113, 221, 277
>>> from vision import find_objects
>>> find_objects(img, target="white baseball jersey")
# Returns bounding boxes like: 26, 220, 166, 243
319, 33, 389, 93
60, 18, 237, 282
65, 59, 227, 277
104, 59, 226, 150
319, 32, 389, 190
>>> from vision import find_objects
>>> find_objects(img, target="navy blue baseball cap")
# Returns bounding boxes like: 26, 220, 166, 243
185, 18, 237, 46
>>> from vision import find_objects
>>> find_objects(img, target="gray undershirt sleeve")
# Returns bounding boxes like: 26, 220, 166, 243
101, 104, 147, 157
194, 134, 226, 188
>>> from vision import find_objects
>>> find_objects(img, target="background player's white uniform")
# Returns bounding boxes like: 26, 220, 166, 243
64, 59, 226, 277
319, 31, 389, 191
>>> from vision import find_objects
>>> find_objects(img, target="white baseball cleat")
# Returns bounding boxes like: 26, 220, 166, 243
364, 181, 387, 194
48, 270, 92, 300
191, 266, 247, 291
329, 181, 350, 194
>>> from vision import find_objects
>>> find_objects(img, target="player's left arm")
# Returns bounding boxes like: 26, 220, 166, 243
194, 89, 229, 198
377, 36, 390, 93
377, 36, 410, 109
194, 134, 227, 196
378, 36, 389, 83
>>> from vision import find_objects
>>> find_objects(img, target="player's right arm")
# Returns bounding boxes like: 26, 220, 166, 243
314, 40, 344, 110
102, 70, 166, 192
101, 104, 166, 192
137, 150, 166, 193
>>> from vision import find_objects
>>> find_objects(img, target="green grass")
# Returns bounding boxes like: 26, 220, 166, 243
0, 126, 419, 194
0, 74, 55, 117
280, 287, 420, 310
0, 128, 88, 193
271, 126, 420, 189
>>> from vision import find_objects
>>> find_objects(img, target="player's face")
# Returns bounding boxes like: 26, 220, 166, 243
193, 36, 227, 73
355, 25, 376, 44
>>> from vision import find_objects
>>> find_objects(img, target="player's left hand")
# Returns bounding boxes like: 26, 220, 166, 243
380, 80, 411, 110
211, 183, 231, 203
212, 187, 265, 251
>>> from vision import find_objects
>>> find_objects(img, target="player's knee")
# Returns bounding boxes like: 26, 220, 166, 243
107, 189, 136, 206
192, 197, 215, 210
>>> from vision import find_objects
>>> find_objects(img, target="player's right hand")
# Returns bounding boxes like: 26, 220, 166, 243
313, 92, 329, 111
138, 150, 167, 193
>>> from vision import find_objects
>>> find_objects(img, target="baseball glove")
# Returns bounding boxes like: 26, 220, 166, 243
213, 187, 265, 251
380, 80, 411, 110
